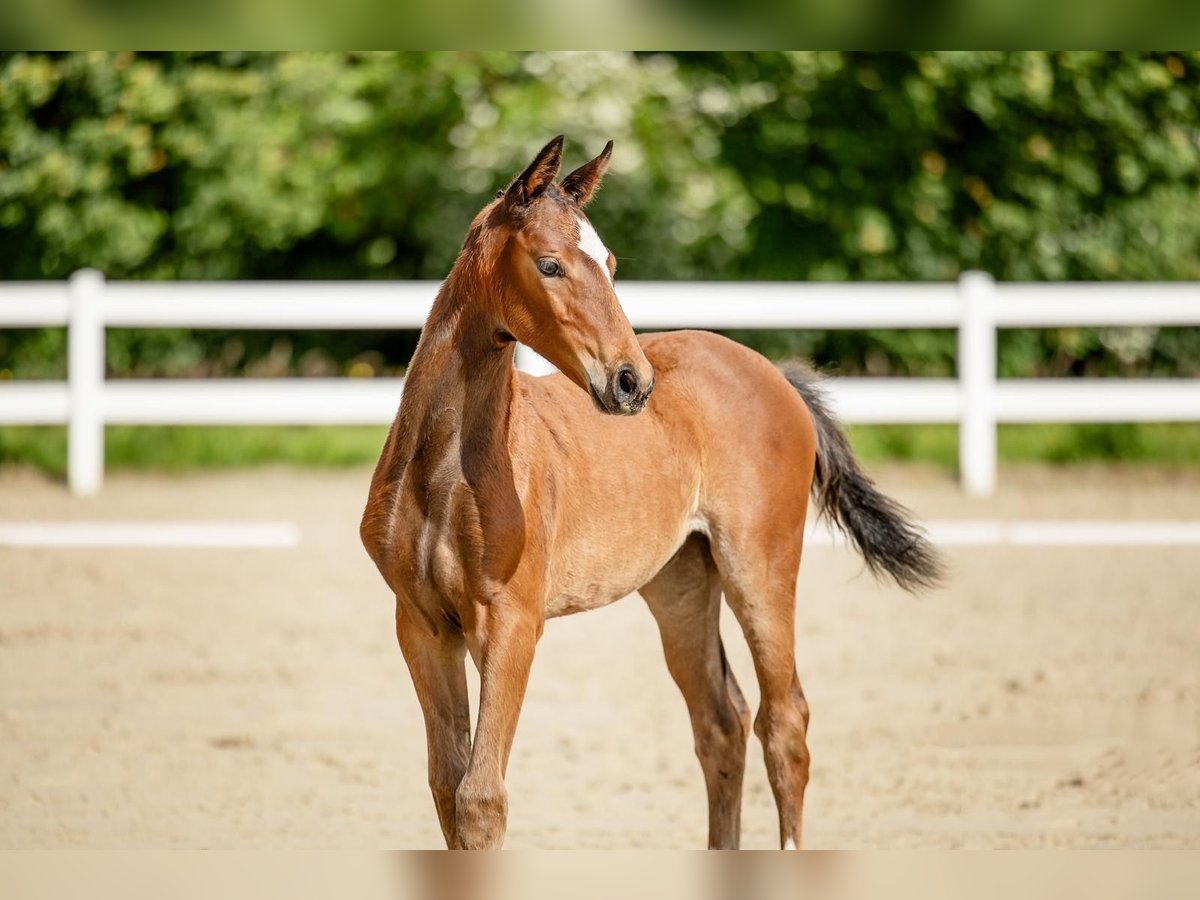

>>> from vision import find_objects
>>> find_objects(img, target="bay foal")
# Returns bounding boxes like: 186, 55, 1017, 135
361, 136, 941, 849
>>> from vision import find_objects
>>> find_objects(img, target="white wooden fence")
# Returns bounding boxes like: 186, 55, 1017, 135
1, 269, 1198, 497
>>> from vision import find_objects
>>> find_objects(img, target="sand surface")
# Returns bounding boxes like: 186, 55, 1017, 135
1, 463, 1198, 848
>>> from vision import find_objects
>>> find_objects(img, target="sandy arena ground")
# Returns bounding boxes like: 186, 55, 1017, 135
0, 463, 1198, 848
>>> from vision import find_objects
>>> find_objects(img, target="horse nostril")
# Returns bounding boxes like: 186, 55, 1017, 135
616, 366, 638, 398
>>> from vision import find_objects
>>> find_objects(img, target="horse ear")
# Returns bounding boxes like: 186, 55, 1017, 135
506, 135, 565, 206
561, 140, 613, 207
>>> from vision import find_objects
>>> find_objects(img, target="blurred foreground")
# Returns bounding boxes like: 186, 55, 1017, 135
2, 850, 1200, 900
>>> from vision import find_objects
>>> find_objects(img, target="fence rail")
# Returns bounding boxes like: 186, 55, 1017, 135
2, 270, 1199, 496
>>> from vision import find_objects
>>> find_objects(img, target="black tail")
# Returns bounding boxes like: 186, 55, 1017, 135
783, 363, 944, 593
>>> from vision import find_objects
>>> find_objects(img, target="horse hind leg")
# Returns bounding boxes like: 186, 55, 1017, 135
716, 546, 810, 850
640, 534, 751, 849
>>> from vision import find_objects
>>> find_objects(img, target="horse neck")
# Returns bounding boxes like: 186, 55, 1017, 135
395, 278, 518, 476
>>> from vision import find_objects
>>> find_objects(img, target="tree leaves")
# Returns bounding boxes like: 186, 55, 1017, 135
2, 51, 1198, 379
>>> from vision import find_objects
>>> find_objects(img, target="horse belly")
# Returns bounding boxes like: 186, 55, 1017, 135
543, 478, 700, 618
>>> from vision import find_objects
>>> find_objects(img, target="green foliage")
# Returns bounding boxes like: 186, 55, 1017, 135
5, 423, 1200, 478
0, 425, 389, 476
2, 51, 1200, 382
848, 423, 1200, 467
696, 51, 1200, 376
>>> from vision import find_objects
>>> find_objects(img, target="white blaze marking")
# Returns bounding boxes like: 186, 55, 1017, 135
576, 215, 612, 283
783, 838, 797, 850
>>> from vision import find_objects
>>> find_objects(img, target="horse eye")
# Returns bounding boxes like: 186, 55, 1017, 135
537, 258, 562, 277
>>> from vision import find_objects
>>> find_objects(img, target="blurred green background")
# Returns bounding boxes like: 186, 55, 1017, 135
1, 51, 1198, 473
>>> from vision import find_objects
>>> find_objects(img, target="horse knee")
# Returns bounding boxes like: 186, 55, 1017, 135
755, 705, 810, 776
429, 775, 460, 814
694, 719, 746, 767
455, 777, 509, 848
693, 699, 750, 778
425, 765, 467, 847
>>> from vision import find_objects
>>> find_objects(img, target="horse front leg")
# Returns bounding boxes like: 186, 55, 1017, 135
396, 600, 472, 848
456, 601, 541, 849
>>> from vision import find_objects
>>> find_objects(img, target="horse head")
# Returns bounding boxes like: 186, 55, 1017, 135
464, 135, 655, 415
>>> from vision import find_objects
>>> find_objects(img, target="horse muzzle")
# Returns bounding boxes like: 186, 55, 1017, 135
588, 363, 655, 416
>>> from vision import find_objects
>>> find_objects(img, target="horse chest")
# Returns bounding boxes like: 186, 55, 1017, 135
388, 415, 486, 612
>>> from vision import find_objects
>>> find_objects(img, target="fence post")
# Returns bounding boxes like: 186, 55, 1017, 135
68, 269, 105, 496
514, 343, 558, 376
958, 271, 997, 497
